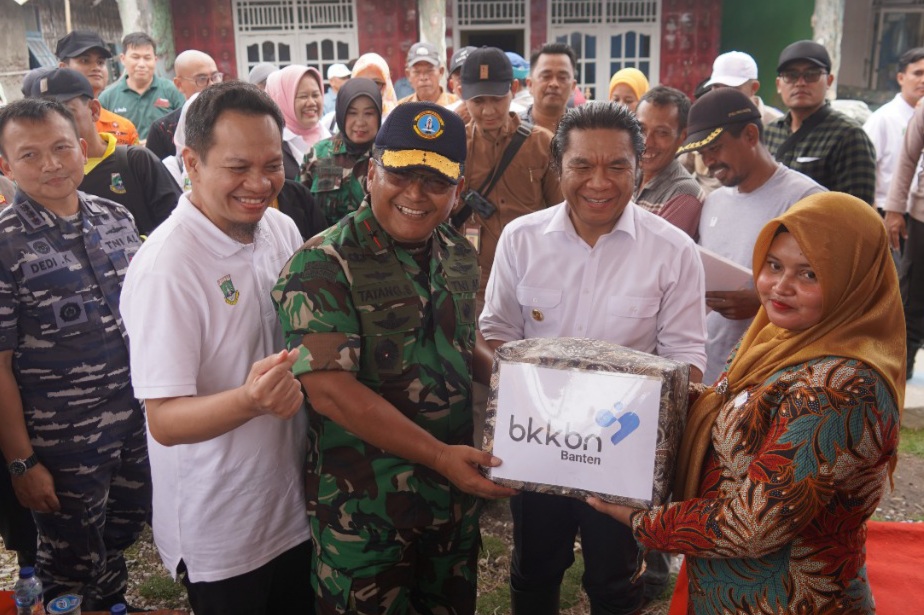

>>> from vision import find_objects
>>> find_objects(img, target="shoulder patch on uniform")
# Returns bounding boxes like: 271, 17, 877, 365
300, 260, 342, 283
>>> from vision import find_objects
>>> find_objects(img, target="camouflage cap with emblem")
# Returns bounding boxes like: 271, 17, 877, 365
675, 87, 761, 155
374, 101, 466, 184
459, 46, 513, 101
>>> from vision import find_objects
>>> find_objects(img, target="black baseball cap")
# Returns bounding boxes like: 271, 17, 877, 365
460, 47, 513, 101
55, 31, 112, 60
777, 40, 831, 73
449, 46, 476, 76
21, 68, 54, 97
374, 101, 466, 183
29, 68, 95, 102
676, 88, 761, 154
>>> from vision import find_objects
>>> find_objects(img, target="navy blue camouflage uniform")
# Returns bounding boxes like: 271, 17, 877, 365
0, 190, 150, 606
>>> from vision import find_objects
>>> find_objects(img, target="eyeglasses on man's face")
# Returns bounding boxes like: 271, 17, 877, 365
373, 160, 456, 195
778, 69, 827, 85
180, 72, 224, 88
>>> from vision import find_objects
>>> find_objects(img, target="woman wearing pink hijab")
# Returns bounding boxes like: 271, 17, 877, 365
265, 65, 331, 179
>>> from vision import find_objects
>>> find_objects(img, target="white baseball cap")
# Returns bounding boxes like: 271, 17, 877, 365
704, 51, 758, 88
327, 63, 351, 79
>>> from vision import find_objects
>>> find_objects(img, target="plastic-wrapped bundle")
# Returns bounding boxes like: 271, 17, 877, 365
483, 337, 689, 509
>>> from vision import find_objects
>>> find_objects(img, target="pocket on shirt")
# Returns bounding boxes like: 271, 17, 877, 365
315, 165, 344, 192
606, 295, 660, 337
791, 156, 825, 181
516, 285, 563, 332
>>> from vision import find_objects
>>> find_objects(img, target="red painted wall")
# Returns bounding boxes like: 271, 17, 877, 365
356, 0, 419, 84
530, 0, 548, 54
166, 0, 719, 98
660, 0, 722, 97
171, 0, 238, 79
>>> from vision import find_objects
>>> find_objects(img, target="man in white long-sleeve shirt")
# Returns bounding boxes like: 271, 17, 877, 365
864, 47, 924, 211
479, 101, 706, 615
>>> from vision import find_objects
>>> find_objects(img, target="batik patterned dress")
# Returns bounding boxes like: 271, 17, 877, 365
631, 357, 899, 615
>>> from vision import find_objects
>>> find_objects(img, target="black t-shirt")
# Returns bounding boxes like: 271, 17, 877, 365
277, 179, 329, 240
80, 145, 181, 236
283, 147, 301, 182
145, 108, 181, 160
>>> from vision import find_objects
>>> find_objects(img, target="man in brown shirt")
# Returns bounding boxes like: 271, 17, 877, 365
456, 46, 562, 304
455, 47, 562, 448
885, 98, 924, 378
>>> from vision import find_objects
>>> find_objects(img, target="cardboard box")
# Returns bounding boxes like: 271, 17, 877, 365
483, 337, 689, 508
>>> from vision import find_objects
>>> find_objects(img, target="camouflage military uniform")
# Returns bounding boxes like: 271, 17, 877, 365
273, 202, 481, 615
0, 190, 150, 605
300, 134, 370, 226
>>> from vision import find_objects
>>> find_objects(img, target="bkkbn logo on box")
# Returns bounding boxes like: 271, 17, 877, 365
507, 402, 640, 466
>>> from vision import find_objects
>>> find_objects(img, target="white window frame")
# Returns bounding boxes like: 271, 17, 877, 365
548, 0, 661, 101
232, 0, 359, 82
871, 4, 924, 90
451, 0, 531, 59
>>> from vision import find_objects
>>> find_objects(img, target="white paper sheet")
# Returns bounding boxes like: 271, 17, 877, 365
697, 245, 753, 292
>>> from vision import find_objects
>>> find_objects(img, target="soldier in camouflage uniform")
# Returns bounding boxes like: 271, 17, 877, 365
301, 77, 383, 226
0, 99, 150, 609
274, 101, 516, 615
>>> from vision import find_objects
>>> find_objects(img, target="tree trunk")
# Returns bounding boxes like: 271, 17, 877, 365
116, 0, 176, 73
418, 0, 447, 87
813, 0, 844, 98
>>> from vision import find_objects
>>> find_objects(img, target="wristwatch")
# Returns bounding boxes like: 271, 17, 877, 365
8, 454, 38, 477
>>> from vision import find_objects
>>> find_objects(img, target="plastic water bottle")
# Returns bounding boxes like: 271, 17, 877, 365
110, 604, 128, 615
13, 566, 43, 615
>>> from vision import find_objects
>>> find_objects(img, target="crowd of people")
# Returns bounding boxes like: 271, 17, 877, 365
0, 26, 914, 615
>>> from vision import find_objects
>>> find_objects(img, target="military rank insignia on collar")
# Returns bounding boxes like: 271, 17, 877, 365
218, 274, 240, 305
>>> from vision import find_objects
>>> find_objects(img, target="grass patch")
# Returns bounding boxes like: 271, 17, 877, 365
900, 428, 924, 458
560, 552, 586, 609
137, 574, 185, 603
477, 534, 511, 614
475, 535, 590, 613
482, 534, 507, 558
477, 585, 510, 614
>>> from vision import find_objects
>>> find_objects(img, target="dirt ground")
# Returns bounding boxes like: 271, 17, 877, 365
2, 452, 922, 613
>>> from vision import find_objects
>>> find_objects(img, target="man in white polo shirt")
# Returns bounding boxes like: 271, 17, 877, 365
120, 82, 312, 615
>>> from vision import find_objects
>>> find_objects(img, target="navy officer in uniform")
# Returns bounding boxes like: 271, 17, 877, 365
0, 98, 149, 609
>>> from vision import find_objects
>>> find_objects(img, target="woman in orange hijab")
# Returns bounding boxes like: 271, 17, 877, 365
589, 192, 904, 614
351, 53, 398, 117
